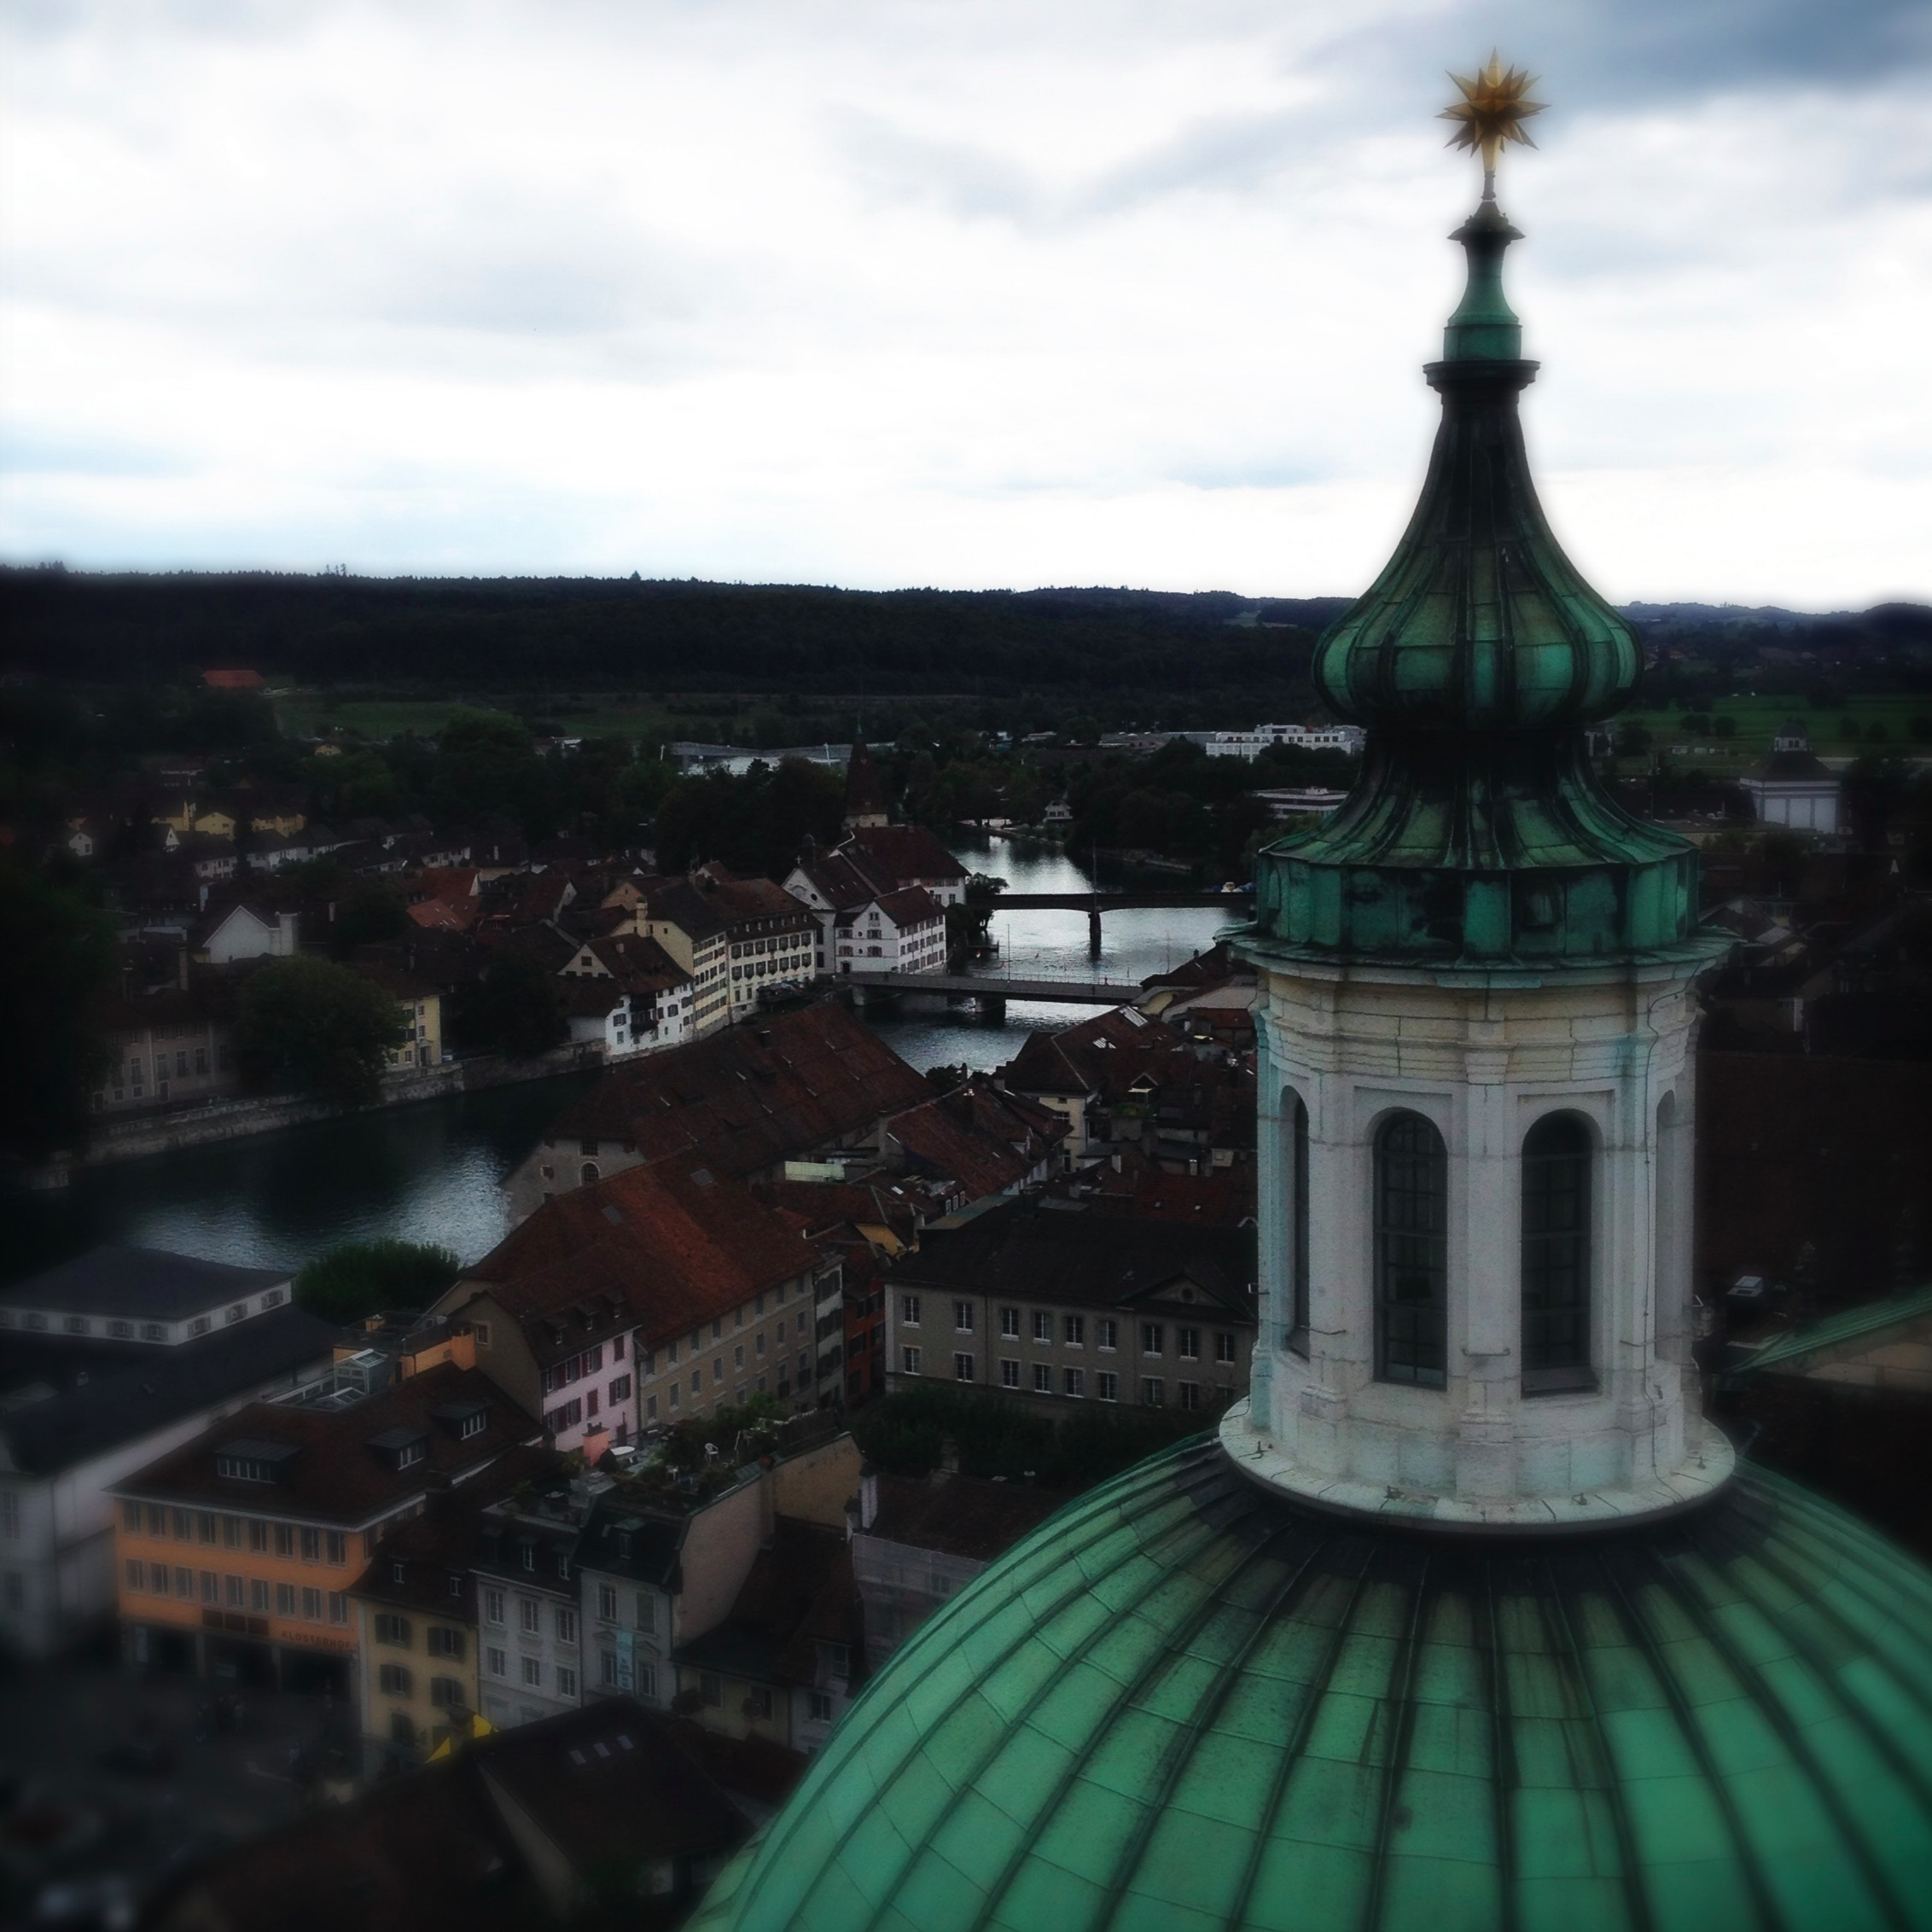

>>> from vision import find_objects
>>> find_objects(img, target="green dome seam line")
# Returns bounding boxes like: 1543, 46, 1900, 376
1359, 1546, 1438, 1932
1222, 1516, 1385, 1932
1593, 1539, 1788, 1932
1085, 1524, 1344, 1932
1480, 1568, 1526, 1932
801, 1457, 1266, 1932
1654, 1541, 1917, 1931
1539, 1550, 1660, 1932
1705, 1486, 1932, 1826
729, 1453, 1208, 1930
1733, 1478, 1932, 1708
876, 1475, 1285, 1932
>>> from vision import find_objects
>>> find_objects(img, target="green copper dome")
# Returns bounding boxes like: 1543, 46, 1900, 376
1246, 193, 1709, 968
691, 1440, 1932, 1932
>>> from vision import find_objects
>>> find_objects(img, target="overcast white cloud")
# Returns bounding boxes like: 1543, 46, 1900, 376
3, 0, 1929, 605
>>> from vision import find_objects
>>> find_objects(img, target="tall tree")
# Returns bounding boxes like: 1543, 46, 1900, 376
236, 956, 410, 1108
0, 863, 116, 1161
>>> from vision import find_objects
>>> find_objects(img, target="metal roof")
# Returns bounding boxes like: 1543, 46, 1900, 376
1734, 1283, 1932, 1381
689, 1437, 1932, 1932
0, 1245, 288, 1320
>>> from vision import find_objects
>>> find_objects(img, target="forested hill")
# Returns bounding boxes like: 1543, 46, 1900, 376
0, 569, 1351, 701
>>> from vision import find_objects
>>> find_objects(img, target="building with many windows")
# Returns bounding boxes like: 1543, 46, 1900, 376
349, 1444, 560, 1764
111, 1362, 538, 1694
883, 1201, 1255, 1418
0, 1251, 333, 1659
472, 1481, 591, 1731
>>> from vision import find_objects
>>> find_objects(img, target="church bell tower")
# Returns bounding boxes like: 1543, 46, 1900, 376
1226, 63, 1733, 1530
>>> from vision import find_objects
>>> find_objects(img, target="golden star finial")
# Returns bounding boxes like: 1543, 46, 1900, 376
1440, 53, 1543, 194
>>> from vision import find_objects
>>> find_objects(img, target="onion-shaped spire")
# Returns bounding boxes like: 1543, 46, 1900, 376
1249, 74, 1710, 965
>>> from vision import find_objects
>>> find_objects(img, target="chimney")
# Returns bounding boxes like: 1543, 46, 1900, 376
859, 1464, 879, 1532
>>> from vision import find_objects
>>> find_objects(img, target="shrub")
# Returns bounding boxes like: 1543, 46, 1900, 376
294, 1238, 463, 1324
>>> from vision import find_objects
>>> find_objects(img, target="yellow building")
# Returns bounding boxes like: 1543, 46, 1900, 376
351, 1444, 556, 1762
350, 961, 445, 1071
113, 1364, 537, 1696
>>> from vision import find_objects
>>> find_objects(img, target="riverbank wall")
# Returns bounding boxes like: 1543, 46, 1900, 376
30, 1043, 602, 1181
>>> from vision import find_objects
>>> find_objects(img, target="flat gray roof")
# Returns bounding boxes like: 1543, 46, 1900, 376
0, 1247, 290, 1320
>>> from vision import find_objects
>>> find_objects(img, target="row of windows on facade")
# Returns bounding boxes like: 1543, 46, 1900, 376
542, 1375, 633, 1436
113, 1043, 230, 1084
481, 1649, 579, 1698
120, 1503, 351, 1562
899, 1351, 1225, 1409
899, 1298, 1237, 1362
637, 1286, 814, 1374
1284, 1104, 1602, 1392
3, 1290, 282, 1341
123, 1562, 349, 1621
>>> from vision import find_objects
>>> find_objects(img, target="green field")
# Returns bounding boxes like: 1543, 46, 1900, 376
1615, 693, 1932, 777
271, 689, 977, 752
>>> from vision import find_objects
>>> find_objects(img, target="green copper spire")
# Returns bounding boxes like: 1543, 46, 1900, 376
1246, 139, 1715, 968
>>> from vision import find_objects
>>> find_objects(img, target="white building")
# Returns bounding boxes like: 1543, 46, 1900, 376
1207, 722, 1366, 759
0, 1250, 332, 1657
1742, 723, 1841, 834
832, 887, 946, 975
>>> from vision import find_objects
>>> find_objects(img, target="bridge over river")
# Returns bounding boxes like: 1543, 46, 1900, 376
986, 890, 1252, 912
830, 969, 1146, 1012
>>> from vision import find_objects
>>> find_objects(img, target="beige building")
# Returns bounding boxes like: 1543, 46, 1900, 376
884, 1200, 1257, 1420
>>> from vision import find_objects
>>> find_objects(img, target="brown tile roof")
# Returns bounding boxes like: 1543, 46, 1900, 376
676, 1517, 862, 1690
113, 1364, 540, 1525
864, 1471, 1070, 1561
748, 1177, 926, 1247
545, 998, 931, 1178
349, 1445, 567, 1613
841, 823, 968, 888
463, 1162, 823, 1356
790, 851, 875, 911
885, 1090, 1032, 1202
152, 1747, 526, 1932
690, 864, 816, 931
407, 896, 476, 933
475, 1699, 754, 1871
872, 885, 944, 926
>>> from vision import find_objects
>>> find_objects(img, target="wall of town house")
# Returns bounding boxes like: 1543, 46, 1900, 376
634, 1270, 827, 1424
356, 1594, 476, 1756
115, 1502, 410, 1656
888, 1285, 1253, 1418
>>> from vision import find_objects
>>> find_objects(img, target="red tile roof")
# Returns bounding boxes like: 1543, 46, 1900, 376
464, 1162, 823, 1355
113, 1364, 539, 1525
545, 998, 932, 1179
841, 824, 968, 890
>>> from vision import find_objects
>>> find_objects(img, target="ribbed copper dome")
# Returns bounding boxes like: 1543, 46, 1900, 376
690, 1440, 1932, 1932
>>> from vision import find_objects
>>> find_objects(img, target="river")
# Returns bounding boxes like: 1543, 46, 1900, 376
1, 839, 1233, 1283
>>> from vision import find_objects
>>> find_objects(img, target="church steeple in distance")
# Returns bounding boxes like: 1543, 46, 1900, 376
842, 736, 889, 829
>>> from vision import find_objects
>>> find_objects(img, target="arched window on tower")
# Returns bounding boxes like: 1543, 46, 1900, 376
1286, 1092, 1310, 1356
1522, 1114, 1593, 1393
1375, 1113, 1447, 1388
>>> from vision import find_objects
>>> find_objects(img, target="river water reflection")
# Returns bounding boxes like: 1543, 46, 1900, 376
2, 839, 1234, 1283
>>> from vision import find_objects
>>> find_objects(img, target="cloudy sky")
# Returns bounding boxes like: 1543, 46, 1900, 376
3, 0, 1929, 606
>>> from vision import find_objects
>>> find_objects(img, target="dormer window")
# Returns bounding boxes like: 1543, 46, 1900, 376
520, 1542, 536, 1572
214, 1438, 299, 1484
367, 1428, 429, 1471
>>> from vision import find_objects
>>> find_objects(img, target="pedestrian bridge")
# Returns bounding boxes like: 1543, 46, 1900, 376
832, 969, 1144, 1007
